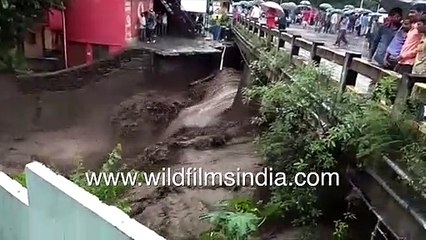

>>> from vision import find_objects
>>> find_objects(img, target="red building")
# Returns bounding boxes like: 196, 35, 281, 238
25, 0, 153, 68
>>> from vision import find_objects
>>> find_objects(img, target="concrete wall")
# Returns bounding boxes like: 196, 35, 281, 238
0, 161, 165, 240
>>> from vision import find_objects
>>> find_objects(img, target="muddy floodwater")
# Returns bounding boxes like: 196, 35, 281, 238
0, 51, 267, 239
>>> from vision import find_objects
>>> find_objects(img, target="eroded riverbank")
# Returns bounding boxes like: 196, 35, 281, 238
0, 49, 264, 239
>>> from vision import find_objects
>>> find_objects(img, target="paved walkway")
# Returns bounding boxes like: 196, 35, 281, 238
284, 25, 373, 93
131, 37, 222, 56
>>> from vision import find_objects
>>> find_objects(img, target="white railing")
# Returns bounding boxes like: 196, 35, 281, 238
0, 161, 165, 240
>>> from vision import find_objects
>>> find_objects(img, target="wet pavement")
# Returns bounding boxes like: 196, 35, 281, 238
283, 25, 373, 93
131, 37, 223, 56
286, 25, 370, 57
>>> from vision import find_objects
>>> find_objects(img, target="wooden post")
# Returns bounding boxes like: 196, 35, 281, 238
253, 22, 259, 34
278, 32, 285, 50
259, 24, 266, 38
310, 42, 324, 65
266, 29, 273, 46
392, 74, 412, 117
338, 52, 361, 98
290, 35, 301, 60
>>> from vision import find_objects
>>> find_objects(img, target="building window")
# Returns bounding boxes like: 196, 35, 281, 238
27, 32, 37, 45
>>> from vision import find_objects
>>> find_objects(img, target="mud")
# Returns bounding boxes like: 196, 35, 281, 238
1, 52, 262, 239
117, 69, 263, 239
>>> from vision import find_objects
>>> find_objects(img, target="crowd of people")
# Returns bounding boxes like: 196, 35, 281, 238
138, 9, 168, 44
233, 4, 291, 30
367, 5, 426, 75
236, 3, 426, 75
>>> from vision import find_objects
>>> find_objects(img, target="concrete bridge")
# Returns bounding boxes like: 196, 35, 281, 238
233, 17, 426, 240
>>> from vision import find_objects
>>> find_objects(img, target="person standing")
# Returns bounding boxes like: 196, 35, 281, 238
412, 15, 426, 74
162, 12, 168, 36
250, 4, 261, 22
355, 16, 361, 36
395, 5, 425, 74
330, 13, 338, 34
196, 14, 204, 35
146, 9, 156, 43
266, 8, 277, 29
156, 12, 162, 36
384, 19, 410, 70
324, 12, 332, 33
334, 14, 349, 47
360, 13, 369, 36
369, 8, 403, 67
302, 9, 310, 29
139, 12, 146, 42
278, 10, 287, 31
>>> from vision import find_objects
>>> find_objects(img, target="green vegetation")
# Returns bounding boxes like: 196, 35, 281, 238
200, 197, 281, 240
201, 25, 426, 238
70, 143, 139, 213
332, 212, 356, 240
0, 0, 65, 71
13, 172, 27, 187
13, 144, 139, 214
371, 75, 398, 106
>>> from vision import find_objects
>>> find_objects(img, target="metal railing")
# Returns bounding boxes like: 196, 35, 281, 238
233, 16, 426, 240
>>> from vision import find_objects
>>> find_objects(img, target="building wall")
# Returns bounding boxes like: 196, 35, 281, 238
67, 41, 87, 67
24, 30, 44, 59
0, 162, 165, 240
130, 0, 153, 40
65, 0, 126, 47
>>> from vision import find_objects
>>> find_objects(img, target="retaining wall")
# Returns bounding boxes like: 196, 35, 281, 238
0, 161, 165, 240
16, 49, 149, 93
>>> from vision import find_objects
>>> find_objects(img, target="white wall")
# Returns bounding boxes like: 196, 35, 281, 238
0, 161, 165, 240
181, 0, 207, 13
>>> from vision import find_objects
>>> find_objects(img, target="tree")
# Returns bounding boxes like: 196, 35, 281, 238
0, 0, 65, 71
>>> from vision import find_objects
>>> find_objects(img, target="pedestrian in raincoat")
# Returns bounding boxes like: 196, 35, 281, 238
266, 8, 277, 29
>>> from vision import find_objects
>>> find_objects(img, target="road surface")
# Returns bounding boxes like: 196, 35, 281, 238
284, 25, 373, 93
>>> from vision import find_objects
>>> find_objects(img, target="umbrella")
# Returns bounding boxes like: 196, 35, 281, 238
319, 3, 333, 10
261, 1, 284, 16
331, 9, 343, 14
355, 8, 372, 14
344, 9, 355, 15
369, 12, 382, 17
297, 4, 311, 9
238, 1, 251, 7
378, 7, 387, 13
381, 0, 411, 16
344, 5, 355, 9
300, 0, 311, 6
281, 2, 297, 10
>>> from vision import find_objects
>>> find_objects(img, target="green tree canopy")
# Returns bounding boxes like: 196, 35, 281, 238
0, 0, 65, 70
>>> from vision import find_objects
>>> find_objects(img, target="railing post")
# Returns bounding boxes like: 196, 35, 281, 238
248, 21, 253, 31
290, 35, 301, 60
392, 74, 413, 117
259, 24, 266, 38
338, 52, 362, 97
310, 42, 324, 64
278, 32, 285, 50
253, 22, 259, 34
266, 29, 273, 46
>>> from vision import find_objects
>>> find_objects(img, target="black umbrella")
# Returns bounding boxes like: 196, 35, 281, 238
380, 0, 411, 15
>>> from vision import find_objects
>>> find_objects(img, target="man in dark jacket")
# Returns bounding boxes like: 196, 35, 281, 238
146, 9, 157, 43
368, 7, 403, 67
278, 11, 288, 30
